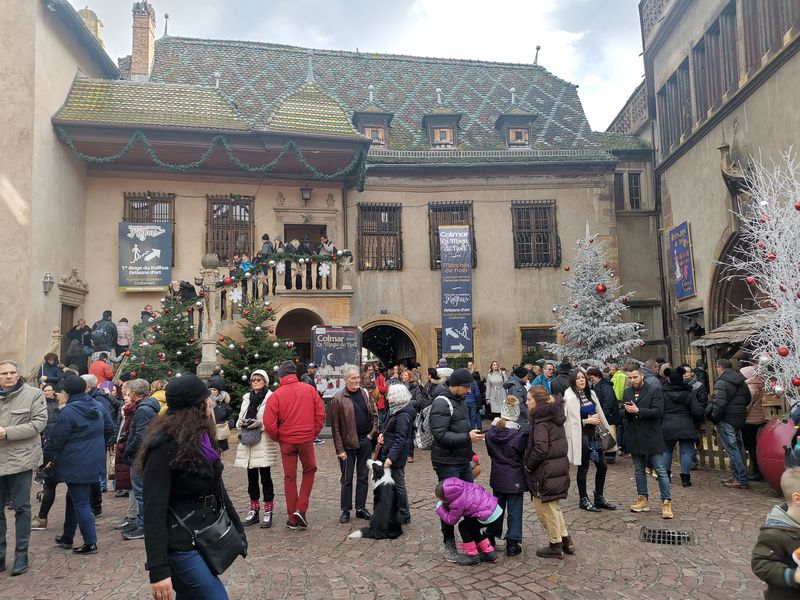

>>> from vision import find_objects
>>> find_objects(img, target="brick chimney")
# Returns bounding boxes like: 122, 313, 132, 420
130, 1, 156, 81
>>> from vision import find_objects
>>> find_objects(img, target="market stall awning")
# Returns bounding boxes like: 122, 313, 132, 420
690, 309, 773, 347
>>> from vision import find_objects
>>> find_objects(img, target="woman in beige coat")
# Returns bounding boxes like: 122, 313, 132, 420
235, 369, 278, 528
563, 369, 616, 513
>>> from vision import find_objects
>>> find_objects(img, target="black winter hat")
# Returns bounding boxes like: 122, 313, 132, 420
166, 374, 210, 413
448, 368, 473, 387
63, 375, 87, 395
277, 360, 297, 378
207, 374, 226, 392
513, 366, 530, 379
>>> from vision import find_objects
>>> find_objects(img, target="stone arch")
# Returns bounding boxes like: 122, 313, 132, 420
708, 229, 759, 330
359, 314, 427, 369
275, 306, 325, 363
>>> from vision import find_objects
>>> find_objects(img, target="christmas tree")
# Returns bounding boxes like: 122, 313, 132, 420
541, 225, 644, 364
727, 152, 800, 402
123, 294, 201, 381
216, 298, 296, 406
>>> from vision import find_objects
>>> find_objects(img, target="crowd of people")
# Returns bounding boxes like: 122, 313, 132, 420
1, 343, 797, 599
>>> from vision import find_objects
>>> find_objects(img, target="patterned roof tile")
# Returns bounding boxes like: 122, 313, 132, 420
53, 78, 251, 131
266, 82, 361, 137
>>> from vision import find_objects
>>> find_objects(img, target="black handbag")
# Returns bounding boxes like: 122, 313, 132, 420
596, 426, 617, 453
238, 426, 262, 446
168, 484, 247, 575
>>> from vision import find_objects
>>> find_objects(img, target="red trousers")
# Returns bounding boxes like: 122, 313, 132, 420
279, 441, 317, 516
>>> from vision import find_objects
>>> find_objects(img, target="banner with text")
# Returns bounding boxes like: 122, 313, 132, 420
668, 221, 696, 300
312, 326, 362, 400
439, 225, 473, 355
119, 222, 173, 291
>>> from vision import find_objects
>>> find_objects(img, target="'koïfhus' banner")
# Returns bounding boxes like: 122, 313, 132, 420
439, 225, 473, 355
119, 222, 173, 291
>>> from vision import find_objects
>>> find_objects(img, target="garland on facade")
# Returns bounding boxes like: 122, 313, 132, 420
54, 127, 367, 191
217, 251, 353, 288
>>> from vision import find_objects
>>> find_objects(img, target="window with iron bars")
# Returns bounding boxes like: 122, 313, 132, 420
511, 200, 560, 268
428, 201, 477, 270
206, 195, 254, 265
357, 203, 403, 270
123, 192, 175, 265
521, 327, 556, 360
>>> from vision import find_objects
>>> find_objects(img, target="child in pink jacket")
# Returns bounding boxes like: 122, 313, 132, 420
435, 477, 502, 565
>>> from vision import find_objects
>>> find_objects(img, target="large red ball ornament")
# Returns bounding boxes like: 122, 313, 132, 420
572, 303, 578, 309
795, 200, 800, 211
603, 263, 609, 269
267, 306, 273, 312
219, 336, 225, 342
124, 351, 131, 356
746, 277, 756, 285
223, 277, 233, 285
760, 215, 769, 223
595, 283, 607, 295
793, 377, 800, 387
778, 347, 790, 357
130, 371, 137, 377
187, 307, 194, 313
767, 252, 777, 262
757, 241, 766, 249
167, 370, 173, 376
239, 345, 246, 350
243, 310, 250, 316
780, 283, 787, 292
564, 266, 571, 272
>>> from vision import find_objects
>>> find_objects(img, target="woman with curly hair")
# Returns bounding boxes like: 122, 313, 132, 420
139, 375, 245, 600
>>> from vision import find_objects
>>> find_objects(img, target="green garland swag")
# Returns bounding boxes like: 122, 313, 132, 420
217, 251, 353, 287
54, 127, 367, 191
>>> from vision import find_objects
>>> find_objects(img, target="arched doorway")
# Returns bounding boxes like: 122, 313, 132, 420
709, 233, 761, 330
360, 316, 426, 369
276, 308, 324, 363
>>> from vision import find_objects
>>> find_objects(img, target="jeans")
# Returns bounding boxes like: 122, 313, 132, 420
663, 439, 695, 475
616, 420, 626, 453
742, 423, 764, 476
485, 492, 523, 542
99, 452, 108, 492
717, 421, 749, 484
126, 492, 138, 521
632, 453, 671, 501
0, 470, 32, 558
246, 467, 274, 502
168, 550, 229, 600
63, 483, 97, 545
434, 463, 473, 543
576, 434, 607, 499
131, 466, 145, 531
392, 467, 410, 522
279, 441, 317, 516
406, 435, 414, 459
467, 403, 481, 430
339, 437, 371, 512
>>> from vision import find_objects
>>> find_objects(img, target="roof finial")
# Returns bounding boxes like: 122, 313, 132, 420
436, 87, 442, 105
510, 87, 516, 105
213, 71, 220, 89
534, 45, 541, 66
368, 84, 374, 104
306, 50, 315, 84
163, 12, 169, 36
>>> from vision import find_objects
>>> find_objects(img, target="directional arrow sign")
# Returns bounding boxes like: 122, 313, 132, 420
144, 248, 162, 262
445, 327, 459, 339
450, 343, 465, 352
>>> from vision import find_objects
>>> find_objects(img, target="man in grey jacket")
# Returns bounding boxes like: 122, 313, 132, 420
0, 360, 48, 575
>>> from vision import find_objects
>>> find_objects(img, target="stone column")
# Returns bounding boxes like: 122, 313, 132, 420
196, 254, 221, 380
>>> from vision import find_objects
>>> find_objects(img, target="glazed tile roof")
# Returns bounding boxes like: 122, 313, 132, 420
592, 131, 652, 152
145, 36, 604, 155
266, 82, 360, 137
53, 78, 251, 131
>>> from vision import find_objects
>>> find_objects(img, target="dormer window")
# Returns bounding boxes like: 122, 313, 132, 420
364, 126, 385, 145
509, 128, 529, 146
433, 127, 454, 147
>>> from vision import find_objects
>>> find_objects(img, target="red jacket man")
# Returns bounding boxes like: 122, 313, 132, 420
264, 361, 325, 530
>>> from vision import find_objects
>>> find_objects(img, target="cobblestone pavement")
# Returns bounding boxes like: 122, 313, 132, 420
1, 441, 779, 599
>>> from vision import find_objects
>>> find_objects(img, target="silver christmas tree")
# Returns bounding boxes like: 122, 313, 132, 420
726, 152, 800, 402
541, 224, 644, 364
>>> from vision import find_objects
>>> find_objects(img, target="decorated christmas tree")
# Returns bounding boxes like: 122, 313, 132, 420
541, 225, 644, 364
216, 298, 296, 406
726, 152, 800, 402
123, 294, 201, 381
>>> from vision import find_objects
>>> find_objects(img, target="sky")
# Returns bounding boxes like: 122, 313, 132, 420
70, 0, 645, 131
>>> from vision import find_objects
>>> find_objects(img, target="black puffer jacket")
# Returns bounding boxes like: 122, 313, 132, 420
662, 383, 704, 442
550, 367, 572, 397
524, 400, 570, 502
407, 381, 429, 412
708, 369, 750, 428
593, 378, 619, 425
429, 389, 473, 468
123, 396, 161, 465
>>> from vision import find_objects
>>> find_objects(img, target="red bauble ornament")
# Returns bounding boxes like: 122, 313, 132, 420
239, 345, 245, 350
595, 283, 607, 295
130, 371, 137, 377
223, 277, 233, 285
577, 340, 582, 347
622, 296, 629, 303
793, 377, 800, 387
564, 266, 571, 272
639, 340, 646, 347
187, 307, 194, 313
219, 336, 225, 342
603, 263, 609, 269
778, 347, 790, 357
760, 215, 769, 223
124, 351, 131, 356
746, 277, 756, 285
199, 289, 205, 298
795, 200, 800, 211
267, 306, 273, 312
167, 370, 173, 376
194, 360, 200, 365
772, 300, 780, 309
780, 283, 787, 292
756, 241, 766, 249
767, 252, 777, 262
332, 256, 337, 262
139, 361, 145, 366
572, 303, 579, 309
243, 310, 250, 316
588, 239, 594, 244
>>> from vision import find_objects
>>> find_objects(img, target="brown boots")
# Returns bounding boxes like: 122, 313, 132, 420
536, 542, 564, 559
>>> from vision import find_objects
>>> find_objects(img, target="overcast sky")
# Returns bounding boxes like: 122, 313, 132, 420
70, 0, 644, 131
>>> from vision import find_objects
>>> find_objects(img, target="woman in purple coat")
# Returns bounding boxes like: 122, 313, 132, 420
484, 395, 526, 556
435, 477, 502, 566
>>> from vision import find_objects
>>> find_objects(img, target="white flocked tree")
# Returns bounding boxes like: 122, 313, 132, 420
726, 152, 800, 403
541, 225, 644, 365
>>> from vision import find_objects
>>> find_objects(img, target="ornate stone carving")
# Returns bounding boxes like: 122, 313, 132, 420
59, 268, 88, 292
608, 83, 648, 135
276, 191, 285, 206
325, 193, 335, 208
640, 0, 676, 47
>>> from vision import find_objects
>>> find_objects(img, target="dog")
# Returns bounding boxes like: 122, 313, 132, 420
347, 459, 404, 540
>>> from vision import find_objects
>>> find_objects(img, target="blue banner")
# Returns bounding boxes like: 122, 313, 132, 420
119, 222, 173, 291
668, 221, 696, 300
440, 225, 473, 355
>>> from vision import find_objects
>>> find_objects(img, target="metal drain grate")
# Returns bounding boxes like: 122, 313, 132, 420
639, 527, 697, 545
